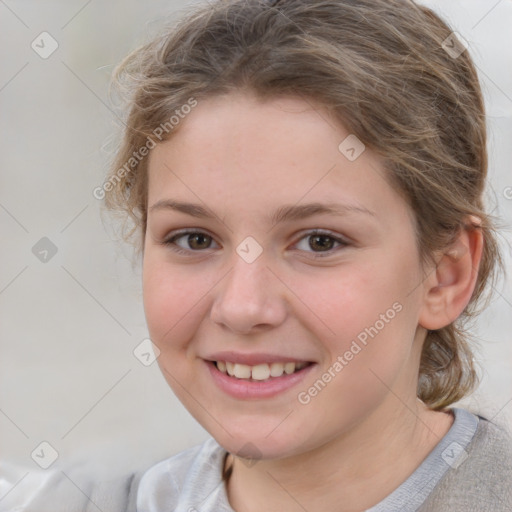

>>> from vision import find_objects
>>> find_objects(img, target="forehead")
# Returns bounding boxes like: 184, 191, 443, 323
146, 92, 411, 227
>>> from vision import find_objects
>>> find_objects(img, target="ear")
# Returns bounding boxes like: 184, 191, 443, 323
419, 218, 484, 330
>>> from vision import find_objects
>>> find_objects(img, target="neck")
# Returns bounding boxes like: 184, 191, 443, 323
225, 398, 453, 512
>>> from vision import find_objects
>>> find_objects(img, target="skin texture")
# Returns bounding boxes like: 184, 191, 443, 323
142, 92, 482, 511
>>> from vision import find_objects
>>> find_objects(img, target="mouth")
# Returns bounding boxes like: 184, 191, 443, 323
213, 360, 312, 381
205, 359, 316, 399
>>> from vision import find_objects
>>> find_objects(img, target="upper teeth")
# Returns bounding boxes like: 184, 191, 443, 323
216, 361, 308, 380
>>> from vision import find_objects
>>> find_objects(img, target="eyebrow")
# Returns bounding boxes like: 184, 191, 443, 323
149, 200, 376, 224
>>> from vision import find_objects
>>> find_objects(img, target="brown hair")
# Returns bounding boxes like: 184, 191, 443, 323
105, 0, 502, 410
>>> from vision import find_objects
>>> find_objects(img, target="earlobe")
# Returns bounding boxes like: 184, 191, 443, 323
419, 221, 484, 330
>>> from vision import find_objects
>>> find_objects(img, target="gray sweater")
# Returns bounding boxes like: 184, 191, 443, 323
12, 408, 512, 512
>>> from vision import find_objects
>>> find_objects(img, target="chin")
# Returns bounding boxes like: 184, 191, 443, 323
209, 423, 306, 461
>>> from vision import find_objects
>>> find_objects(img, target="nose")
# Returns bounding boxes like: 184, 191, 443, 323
209, 254, 288, 334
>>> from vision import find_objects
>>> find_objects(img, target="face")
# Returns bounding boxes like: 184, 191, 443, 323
143, 92, 428, 459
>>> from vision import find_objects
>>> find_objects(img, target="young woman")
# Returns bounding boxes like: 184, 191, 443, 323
17, 0, 512, 510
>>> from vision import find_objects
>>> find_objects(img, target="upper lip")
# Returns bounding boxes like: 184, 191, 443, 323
204, 351, 314, 366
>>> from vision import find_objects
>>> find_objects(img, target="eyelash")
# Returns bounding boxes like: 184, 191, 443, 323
162, 229, 349, 258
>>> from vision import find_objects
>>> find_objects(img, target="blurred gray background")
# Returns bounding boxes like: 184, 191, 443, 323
0, 0, 511, 500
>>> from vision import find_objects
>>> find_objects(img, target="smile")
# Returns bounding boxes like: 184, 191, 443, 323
206, 359, 315, 399
215, 360, 310, 380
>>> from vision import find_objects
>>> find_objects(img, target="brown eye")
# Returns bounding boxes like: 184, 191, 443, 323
187, 233, 212, 250
164, 230, 219, 253
309, 234, 336, 252
294, 230, 348, 257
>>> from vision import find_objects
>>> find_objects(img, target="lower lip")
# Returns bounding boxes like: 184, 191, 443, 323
205, 360, 316, 399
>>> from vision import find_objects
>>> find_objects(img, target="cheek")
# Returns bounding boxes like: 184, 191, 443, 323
291, 258, 413, 344
291, 255, 420, 395
142, 256, 209, 353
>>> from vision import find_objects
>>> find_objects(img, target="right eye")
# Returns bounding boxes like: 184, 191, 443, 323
163, 230, 220, 254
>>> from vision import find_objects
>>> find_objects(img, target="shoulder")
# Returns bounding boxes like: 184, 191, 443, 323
136, 437, 230, 510
470, 413, 512, 463
0, 439, 225, 512
0, 461, 139, 512
421, 410, 512, 512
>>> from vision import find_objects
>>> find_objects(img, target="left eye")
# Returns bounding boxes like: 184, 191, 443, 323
294, 231, 347, 255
